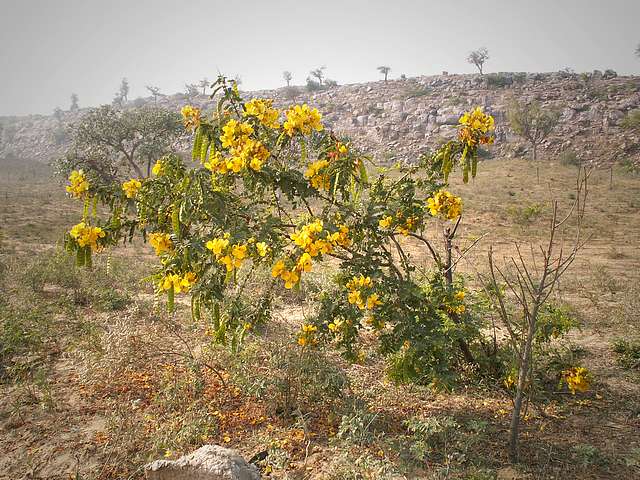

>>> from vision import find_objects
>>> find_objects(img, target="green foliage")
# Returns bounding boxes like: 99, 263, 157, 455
507, 99, 560, 160
559, 149, 580, 167
485, 73, 512, 88
227, 340, 349, 417
612, 339, 640, 369
337, 400, 379, 445
621, 109, 640, 133
507, 202, 544, 225
57, 104, 182, 180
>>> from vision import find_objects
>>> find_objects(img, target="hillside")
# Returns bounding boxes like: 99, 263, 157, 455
1, 71, 639, 166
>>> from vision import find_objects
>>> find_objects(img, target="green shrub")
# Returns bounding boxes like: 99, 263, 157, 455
337, 400, 379, 445
612, 339, 640, 369
559, 150, 580, 167
507, 203, 544, 226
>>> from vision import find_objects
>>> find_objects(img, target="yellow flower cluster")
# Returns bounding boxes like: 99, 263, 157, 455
243, 99, 280, 129
562, 367, 591, 394
205, 235, 250, 272
181, 105, 201, 131
66, 170, 89, 198
271, 260, 300, 289
445, 290, 466, 315
458, 107, 495, 147
159, 271, 197, 294
305, 159, 331, 190
215, 119, 270, 173
149, 232, 173, 256
346, 274, 383, 311
69, 221, 105, 251
426, 190, 463, 220
152, 159, 165, 176
122, 178, 142, 199
297, 323, 318, 347
378, 212, 417, 236
283, 104, 323, 136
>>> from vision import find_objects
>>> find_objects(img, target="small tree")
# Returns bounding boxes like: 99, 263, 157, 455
119, 77, 130, 103
146, 85, 162, 104
53, 107, 64, 123
467, 47, 489, 75
199, 77, 209, 95
283, 71, 292, 87
70, 93, 79, 112
635, 42, 640, 58
59, 105, 182, 180
377, 66, 391, 82
481, 168, 590, 462
507, 99, 560, 181
185, 83, 200, 98
309, 66, 326, 86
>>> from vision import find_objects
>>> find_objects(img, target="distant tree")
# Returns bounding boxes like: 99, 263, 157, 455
507, 99, 560, 181
635, 43, 640, 58
112, 93, 124, 108
283, 70, 292, 87
309, 66, 326, 86
53, 107, 64, 123
70, 93, 79, 112
146, 85, 162, 104
467, 47, 489, 75
185, 83, 200, 98
199, 77, 209, 95
58, 105, 182, 180
119, 77, 130, 103
377, 66, 391, 82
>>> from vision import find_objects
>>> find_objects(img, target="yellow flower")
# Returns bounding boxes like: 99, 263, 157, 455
220, 119, 254, 149
204, 151, 229, 174
272, 260, 286, 278
152, 159, 164, 176
206, 237, 229, 256
231, 243, 247, 261
160, 273, 183, 293
66, 170, 89, 198
256, 242, 268, 257
180, 272, 197, 292
348, 289, 364, 308
328, 319, 344, 332
149, 232, 173, 256
427, 190, 463, 220
305, 160, 330, 190
296, 252, 313, 273
458, 107, 495, 147
181, 105, 201, 131
243, 98, 281, 129
454, 290, 465, 301
562, 367, 591, 394
298, 323, 318, 347
280, 269, 300, 289
366, 293, 383, 310
283, 104, 323, 136
122, 178, 142, 199
69, 221, 105, 251
378, 216, 393, 229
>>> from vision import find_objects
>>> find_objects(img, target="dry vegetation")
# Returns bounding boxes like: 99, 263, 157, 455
0, 157, 639, 479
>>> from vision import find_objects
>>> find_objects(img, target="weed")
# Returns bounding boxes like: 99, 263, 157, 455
612, 339, 640, 369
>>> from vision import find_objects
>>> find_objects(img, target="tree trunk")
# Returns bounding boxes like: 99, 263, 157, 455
444, 228, 476, 365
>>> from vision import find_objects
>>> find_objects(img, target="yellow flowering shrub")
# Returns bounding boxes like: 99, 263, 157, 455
66, 170, 89, 198
64, 75, 494, 381
562, 367, 591, 394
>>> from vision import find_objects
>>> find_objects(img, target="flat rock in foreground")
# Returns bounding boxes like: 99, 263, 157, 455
145, 445, 261, 480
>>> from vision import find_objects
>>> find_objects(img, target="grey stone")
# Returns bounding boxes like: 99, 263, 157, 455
145, 445, 260, 480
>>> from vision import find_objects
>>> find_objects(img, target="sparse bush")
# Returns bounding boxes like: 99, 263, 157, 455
612, 339, 640, 369
559, 149, 580, 167
485, 73, 512, 88
337, 400, 379, 445
506, 202, 544, 225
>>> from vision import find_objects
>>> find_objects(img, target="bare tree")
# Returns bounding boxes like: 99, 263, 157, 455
282, 70, 292, 87
377, 66, 391, 82
185, 83, 199, 98
309, 66, 326, 86
70, 93, 79, 112
118, 77, 129, 103
146, 85, 162, 104
199, 77, 209, 95
635, 42, 640, 58
481, 168, 590, 463
507, 98, 560, 181
467, 47, 489, 75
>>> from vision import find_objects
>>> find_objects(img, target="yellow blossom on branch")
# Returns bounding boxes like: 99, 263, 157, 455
122, 178, 142, 199
69, 221, 105, 251
66, 170, 89, 198
283, 104, 323, 136
243, 98, 280, 129
181, 105, 201, 131
149, 232, 173, 256
562, 367, 591, 394
458, 107, 495, 147
426, 190, 463, 220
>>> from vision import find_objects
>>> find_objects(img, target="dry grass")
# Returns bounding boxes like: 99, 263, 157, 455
0, 157, 639, 479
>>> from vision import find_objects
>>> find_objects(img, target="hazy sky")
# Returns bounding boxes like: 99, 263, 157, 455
1, 0, 639, 116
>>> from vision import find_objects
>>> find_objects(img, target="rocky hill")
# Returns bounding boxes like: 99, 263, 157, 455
2, 71, 639, 167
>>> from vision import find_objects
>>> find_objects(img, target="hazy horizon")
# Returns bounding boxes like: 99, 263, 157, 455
1, 0, 639, 117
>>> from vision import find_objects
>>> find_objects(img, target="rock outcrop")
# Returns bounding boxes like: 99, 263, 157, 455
1, 72, 639, 167
145, 444, 260, 480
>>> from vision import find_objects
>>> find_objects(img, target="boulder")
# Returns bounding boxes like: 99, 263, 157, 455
145, 445, 260, 480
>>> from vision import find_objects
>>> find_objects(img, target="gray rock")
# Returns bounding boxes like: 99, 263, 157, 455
145, 445, 260, 480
